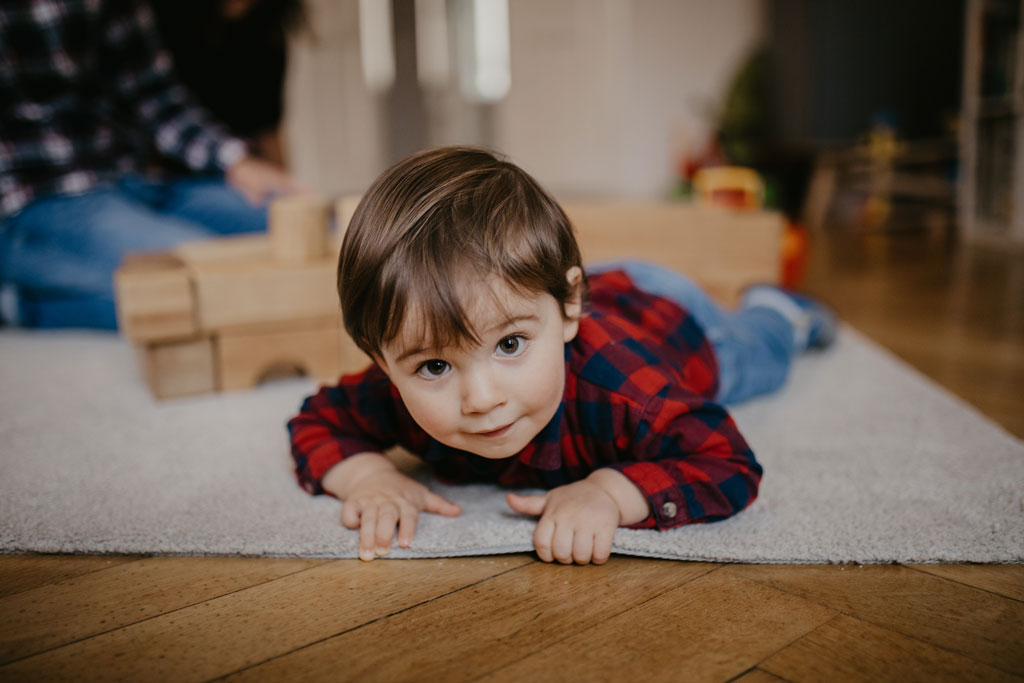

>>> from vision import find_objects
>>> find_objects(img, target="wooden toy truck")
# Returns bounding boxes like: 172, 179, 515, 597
114, 195, 783, 399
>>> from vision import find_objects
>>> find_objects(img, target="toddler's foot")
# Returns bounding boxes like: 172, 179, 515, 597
741, 285, 838, 351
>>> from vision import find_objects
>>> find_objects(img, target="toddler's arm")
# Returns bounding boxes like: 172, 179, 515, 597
323, 453, 462, 561
288, 364, 429, 495
606, 393, 762, 530
506, 468, 649, 565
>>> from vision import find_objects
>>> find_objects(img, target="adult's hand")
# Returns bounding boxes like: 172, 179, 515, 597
225, 155, 302, 205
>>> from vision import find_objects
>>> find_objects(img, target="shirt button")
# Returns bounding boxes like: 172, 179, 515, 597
662, 501, 678, 518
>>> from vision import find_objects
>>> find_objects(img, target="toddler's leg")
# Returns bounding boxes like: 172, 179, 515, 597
720, 285, 838, 403
586, 260, 834, 405
742, 285, 838, 350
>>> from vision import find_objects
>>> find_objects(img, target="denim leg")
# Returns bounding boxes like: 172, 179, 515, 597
586, 260, 797, 405
133, 176, 269, 236
0, 187, 215, 329
711, 306, 795, 404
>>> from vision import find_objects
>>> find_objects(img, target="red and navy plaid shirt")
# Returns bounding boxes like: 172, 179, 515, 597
288, 270, 762, 529
0, 0, 243, 219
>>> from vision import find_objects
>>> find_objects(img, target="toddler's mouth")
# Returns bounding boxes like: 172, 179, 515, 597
475, 422, 514, 438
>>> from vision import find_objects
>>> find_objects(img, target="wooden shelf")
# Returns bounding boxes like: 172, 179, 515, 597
959, 0, 1024, 248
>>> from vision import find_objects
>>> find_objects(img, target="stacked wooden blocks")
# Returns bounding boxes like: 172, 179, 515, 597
116, 195, 783, 399
563, 200, 784, 308
115, 195, 368, 399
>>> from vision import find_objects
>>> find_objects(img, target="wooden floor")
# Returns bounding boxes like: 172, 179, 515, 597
2, 226, 1022, 682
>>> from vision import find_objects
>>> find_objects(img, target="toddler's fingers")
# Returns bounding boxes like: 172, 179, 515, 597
572, 531, 595, 565
396, 502, 419, 548
592, 529, 614, 565
533, 517, 556, 563
423, 491, 462, 517
358, 507, 378, 561
551, 524, 575, 565
374, 502, 400, 555
340, 500, 362, 530
506, 492, 547, 517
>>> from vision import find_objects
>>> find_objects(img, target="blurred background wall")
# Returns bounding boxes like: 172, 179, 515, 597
283, 0, 765, 199
280, 0, 993, 245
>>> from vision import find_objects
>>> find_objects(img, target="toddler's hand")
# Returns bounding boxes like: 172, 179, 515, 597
506, 480, 621, 565
323, 454, 462, 561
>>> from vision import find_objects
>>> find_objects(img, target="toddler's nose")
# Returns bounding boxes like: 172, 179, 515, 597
460, 368, 506, 415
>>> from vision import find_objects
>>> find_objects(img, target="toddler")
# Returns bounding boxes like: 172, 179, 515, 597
288, 146, 835, 565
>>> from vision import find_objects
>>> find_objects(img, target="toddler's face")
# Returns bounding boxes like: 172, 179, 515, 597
378, 271, 581, 459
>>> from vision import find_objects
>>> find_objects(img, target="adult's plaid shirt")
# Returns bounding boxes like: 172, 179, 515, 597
0, 0, 243, 218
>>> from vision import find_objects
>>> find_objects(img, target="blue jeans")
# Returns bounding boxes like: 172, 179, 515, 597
587, 261, 796, 405
0, 175, 267, 329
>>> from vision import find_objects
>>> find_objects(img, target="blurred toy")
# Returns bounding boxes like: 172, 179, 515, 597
690, 165, 808, 288
693, 166, 765, 210
114, 195, 367, 399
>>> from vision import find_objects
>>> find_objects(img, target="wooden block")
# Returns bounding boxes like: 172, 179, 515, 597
175, 234, 270, 265
269, 194, 329, 264
333, 195, 362, 251
114, 252, 197, 343
339, 321, 373, 375
140, 337, 218, 399
563, 201, 784, 306
188, 257, 339, 331
216, 318, 370, 391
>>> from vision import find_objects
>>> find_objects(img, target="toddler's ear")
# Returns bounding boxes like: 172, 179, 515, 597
562, 266, 584, 342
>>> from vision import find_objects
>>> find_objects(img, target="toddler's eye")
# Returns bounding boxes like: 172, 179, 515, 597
496, 335, 525, 357
416, 359, 450, 379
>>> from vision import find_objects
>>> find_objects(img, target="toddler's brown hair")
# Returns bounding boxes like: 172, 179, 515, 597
338, 146, 586, 358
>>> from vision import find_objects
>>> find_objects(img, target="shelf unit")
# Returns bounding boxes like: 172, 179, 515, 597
960, 0, 1024, 248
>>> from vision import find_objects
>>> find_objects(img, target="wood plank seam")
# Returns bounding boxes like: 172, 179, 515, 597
0, 555, 146, 599
905, 565, 1024, 604
753, 612, 846, 677
0, 561, 329, 668
728, 568, 1024, 677
211, 559, 540, 681
724, 665, 792, 683
758, 611, 1021, 682
463, 562, 723, 682
724, 665, 760, 682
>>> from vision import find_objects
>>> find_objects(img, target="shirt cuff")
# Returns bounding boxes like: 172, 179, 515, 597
216, 139, 249, 171
607, 461, 690, 529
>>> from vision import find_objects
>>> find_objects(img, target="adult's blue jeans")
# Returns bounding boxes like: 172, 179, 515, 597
0, 175, 267, 329
587, 260, 796, 405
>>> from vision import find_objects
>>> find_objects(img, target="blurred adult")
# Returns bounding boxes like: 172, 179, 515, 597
153, 0, 304, 167
0, 0, 300, 329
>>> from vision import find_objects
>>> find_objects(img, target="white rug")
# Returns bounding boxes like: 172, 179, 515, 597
1, 326, 1022, 563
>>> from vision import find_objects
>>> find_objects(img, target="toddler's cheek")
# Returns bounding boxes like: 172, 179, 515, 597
403, 399, 453, 441
527, 361, 565, 410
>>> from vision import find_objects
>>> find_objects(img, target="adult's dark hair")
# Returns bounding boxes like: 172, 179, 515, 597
338, 146, 586, 358
154, 0, 304, 138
